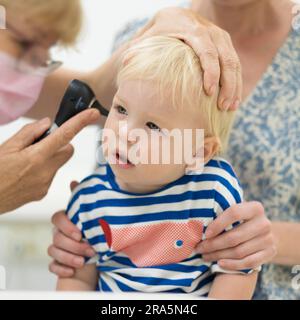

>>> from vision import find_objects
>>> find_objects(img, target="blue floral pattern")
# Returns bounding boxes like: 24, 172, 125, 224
111, 9, 300, 300
227, 27, 300, 300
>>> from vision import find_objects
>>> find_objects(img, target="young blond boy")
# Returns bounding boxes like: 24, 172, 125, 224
57, 36, 258, 299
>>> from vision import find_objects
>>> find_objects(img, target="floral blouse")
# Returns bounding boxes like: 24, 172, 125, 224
111, 7, 300, 300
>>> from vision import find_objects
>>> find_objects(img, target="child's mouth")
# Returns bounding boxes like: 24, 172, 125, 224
115, 151, 135, 169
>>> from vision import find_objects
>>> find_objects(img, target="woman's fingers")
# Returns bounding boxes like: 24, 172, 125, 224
51, 211, 82, 241
205, 201, 265, 239
197, 215, 271, 254
202, 232, 276, 262
218, 248, 276, 270
209, 28, 241, 110
47, 144, 75, 175
129, 7, 242, 110
47, 245, 85, 269
1, 118, 51, 152
31, 108, 100, 159
53, 228, 95, 257
184, 32, 221, 96
49, 260, 75, 278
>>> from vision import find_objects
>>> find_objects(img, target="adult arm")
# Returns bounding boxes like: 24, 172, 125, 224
208, 272, 258, 300
271, 221, 300, 266
57, 263, 98, 291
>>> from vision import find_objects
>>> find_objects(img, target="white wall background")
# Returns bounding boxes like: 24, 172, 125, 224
55, 0, 183, 71
0, 0, 182, 291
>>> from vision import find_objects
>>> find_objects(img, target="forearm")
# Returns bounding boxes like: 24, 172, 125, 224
208, 272, 258, 300
26, 68, 87, 120
56, 263, 98, 291
57, 278, 95, 291
27, 43, 128, 122
271, 221, 300, 266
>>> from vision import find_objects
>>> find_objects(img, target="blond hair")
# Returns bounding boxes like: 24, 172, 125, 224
117, 36, 236, 155
1, 0, 82, 45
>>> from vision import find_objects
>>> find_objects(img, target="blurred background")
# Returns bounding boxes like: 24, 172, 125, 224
0, 0, 182, 290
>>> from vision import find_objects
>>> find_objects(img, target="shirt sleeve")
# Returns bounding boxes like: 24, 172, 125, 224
65, 186, 100, 265
210, 166, 260, 275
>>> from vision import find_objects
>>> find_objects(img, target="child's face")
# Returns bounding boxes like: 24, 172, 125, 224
103, 80, 206, 194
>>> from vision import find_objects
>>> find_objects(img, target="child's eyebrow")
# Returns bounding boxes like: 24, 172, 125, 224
115, 95, 128, 107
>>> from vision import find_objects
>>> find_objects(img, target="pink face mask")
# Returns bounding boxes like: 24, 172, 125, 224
0, 52, 46, 125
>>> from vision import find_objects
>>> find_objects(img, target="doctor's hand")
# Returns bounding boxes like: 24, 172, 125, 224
48, 181, 96, 278
0, 109, 100, 215
195, 201, 277, 270
130, 7, 242, 110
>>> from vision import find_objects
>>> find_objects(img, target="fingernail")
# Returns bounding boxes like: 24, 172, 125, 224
85, 248, 95, 257
205, 230, 213, 238
222, 99, 232, 110
218, 260, 226, 268
74, 257, 84, 267
90, 108, 100, 119
72, 232, 82, 241
232, 99, 240, 110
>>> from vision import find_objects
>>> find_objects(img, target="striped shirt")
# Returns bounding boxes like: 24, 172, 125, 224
66, 157, 253, 295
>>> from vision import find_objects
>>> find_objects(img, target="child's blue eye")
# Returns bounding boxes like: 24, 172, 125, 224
116, 105, 127, 115
146, 122, 161, 131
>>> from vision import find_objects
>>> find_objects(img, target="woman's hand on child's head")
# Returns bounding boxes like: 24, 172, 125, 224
196, 201, 277, 270
48, 181, 96, 278
131, 7, 242, 111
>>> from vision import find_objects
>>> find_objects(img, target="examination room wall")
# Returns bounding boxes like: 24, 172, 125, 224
0, 0, 181, 291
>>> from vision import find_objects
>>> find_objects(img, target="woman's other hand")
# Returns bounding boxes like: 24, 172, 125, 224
48, 181, 96, 278
131, 7, 242, 110
196, 201, 277, 270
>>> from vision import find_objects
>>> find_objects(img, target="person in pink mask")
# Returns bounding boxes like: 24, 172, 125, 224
0, 0, 100, 214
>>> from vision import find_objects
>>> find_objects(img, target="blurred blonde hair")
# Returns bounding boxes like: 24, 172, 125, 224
117, 36, 236, 155
0, 0, 82, 45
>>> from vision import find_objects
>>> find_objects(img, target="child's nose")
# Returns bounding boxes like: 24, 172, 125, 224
118, 121, 138, 144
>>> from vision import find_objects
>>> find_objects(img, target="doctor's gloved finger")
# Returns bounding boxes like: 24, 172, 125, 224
53, 230, 95, 257
51, 211, 82, 241
49, 261, 75, 278
32, 108, 100, 158
48, 245, 85, 268
1, 118, 51, 152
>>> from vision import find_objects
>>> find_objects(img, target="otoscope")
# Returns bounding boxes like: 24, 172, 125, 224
35, 79, 109, 143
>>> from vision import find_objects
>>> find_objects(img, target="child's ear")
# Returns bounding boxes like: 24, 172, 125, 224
185, 136, 220, 174
203, 136, 220, 163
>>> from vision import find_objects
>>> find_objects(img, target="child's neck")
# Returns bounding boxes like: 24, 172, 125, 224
115, 177, 166, 194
